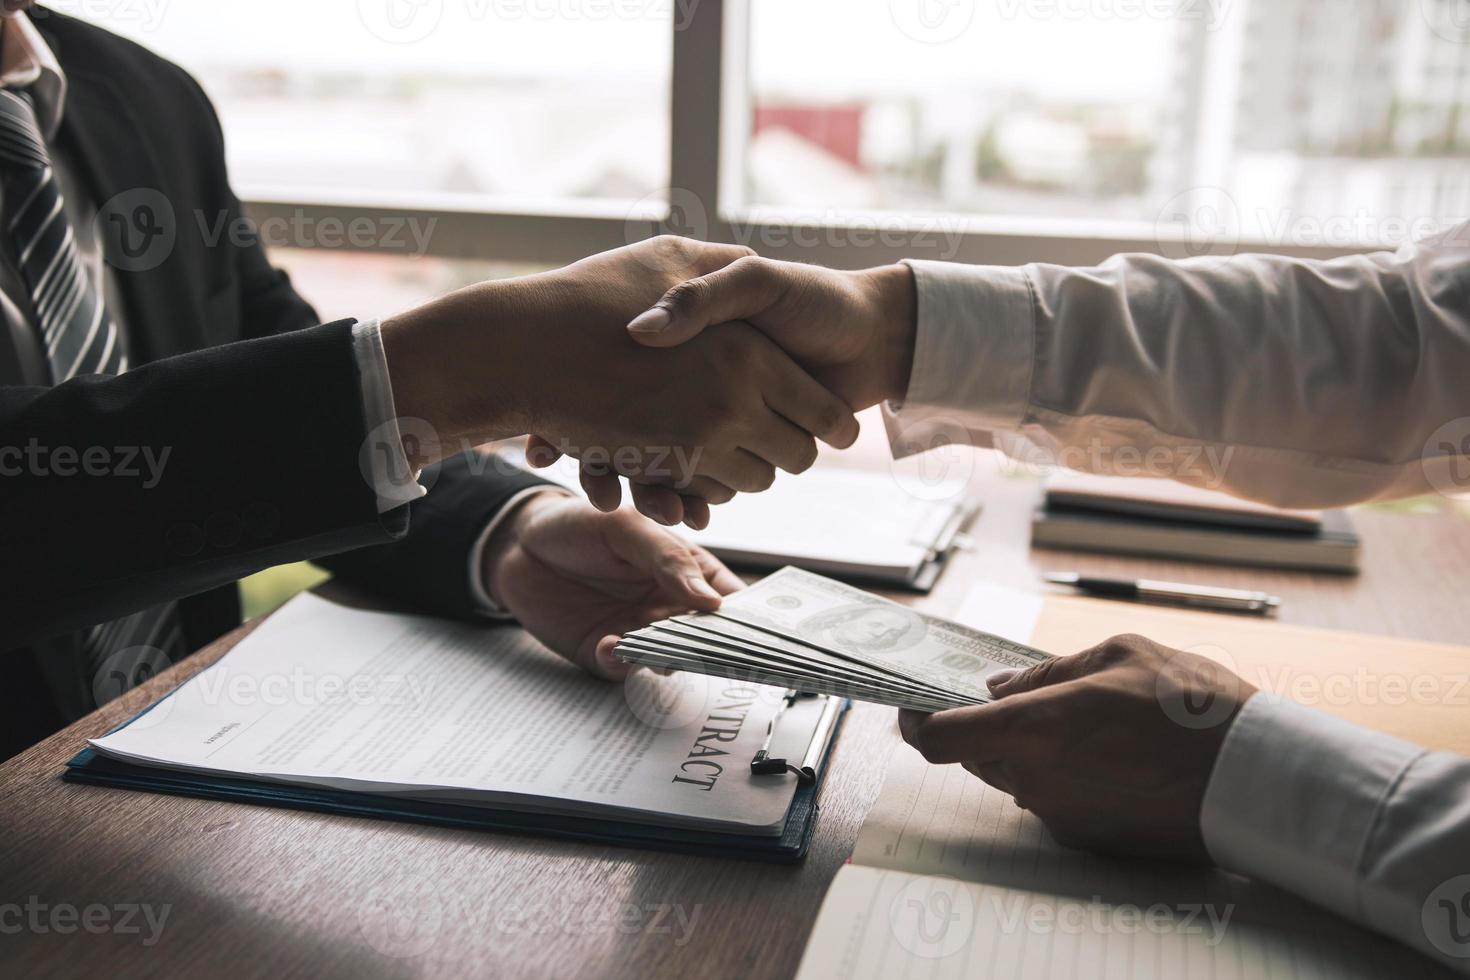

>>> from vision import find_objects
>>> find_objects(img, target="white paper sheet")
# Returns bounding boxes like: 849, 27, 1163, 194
795, 751, 1443, 978
951, 581, 1045, 646
677, 469, 969, 578
92, 593, 821, 835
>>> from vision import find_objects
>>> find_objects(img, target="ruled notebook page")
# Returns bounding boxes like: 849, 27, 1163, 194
795, 746, 1450, 979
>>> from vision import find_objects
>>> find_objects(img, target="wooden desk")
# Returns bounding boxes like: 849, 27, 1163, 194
3, 472, 1468, 979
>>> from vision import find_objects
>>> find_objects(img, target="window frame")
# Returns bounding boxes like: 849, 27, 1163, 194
242, 0, 1379, 270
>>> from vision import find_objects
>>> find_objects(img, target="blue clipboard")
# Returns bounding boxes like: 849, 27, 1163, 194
63, 690, 849, 864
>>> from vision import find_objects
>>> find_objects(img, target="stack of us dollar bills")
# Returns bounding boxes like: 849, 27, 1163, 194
614, 567, 1052, 712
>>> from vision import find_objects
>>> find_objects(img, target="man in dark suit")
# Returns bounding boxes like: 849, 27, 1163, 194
0, 7, 860, 757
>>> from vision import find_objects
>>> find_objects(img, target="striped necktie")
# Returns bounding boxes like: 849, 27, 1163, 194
0, 86, 181, 707
0, 88, 125, 379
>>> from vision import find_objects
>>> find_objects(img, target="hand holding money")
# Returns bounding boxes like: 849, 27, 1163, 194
615, 567, 1052, 711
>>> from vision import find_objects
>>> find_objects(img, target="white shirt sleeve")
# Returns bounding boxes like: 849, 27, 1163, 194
1202, 696, 1470, 973
351, 318, 427, 515
884, 224, 1470, 508
354, 319, 576, 619
465, 484, 575, 618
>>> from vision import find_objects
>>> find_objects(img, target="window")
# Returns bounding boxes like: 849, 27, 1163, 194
740, 0, 1470, 253
74, 0, 671, 211
744, 1, 1174, 222
73, 0, 1469, 269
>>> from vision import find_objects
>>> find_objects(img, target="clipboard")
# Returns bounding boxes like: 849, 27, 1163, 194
62, 689, 850, 864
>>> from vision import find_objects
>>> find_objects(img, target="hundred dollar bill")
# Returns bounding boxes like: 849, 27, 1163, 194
615, 640, 968, 712
653, 619, 964, 703
705, 566, 1050, 704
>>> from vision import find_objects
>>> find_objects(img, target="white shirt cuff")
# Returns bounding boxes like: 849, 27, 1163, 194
882, 259, 1035, 459
1200, 694, 1425, 924
466, 485, 576, 619
352, 318, 427, 514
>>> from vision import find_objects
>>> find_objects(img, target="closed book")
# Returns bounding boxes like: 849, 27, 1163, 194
1032, 504, 1360, 573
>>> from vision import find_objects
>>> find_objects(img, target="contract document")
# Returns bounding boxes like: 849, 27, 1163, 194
88, 593, 832, 837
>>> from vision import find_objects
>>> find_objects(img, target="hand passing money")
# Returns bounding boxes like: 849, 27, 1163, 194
615, 567, 1052, 711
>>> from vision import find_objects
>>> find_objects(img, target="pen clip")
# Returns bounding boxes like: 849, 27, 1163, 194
750, 690, 820, 784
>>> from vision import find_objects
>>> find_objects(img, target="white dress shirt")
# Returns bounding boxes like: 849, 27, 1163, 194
888, 230, 1470, 972
0, 13, 529, 615
888, 225, 1470, 509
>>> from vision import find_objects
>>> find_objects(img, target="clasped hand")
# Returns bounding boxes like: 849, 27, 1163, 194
383, 236, 863, 530
527, 250, 918, 523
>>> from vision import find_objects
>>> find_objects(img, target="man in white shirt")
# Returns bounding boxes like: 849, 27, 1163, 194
593, 226, 1470, 972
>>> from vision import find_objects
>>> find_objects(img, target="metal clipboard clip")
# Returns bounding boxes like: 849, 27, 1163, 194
749, 690, 844, 786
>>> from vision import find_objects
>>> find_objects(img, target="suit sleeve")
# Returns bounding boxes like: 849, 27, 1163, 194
312, 454, 551, 621
163, 67, 554, 621
0, 319, 407, 649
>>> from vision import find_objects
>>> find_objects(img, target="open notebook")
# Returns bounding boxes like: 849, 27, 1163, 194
794, 588, 1468, 978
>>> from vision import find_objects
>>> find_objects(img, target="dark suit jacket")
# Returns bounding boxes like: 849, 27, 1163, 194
0, 10, 546, 754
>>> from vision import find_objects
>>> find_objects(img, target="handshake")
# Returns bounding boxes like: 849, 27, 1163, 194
379, 236, 919, 528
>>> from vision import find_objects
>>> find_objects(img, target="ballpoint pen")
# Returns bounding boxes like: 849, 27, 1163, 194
1044, 572, 1282, 615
